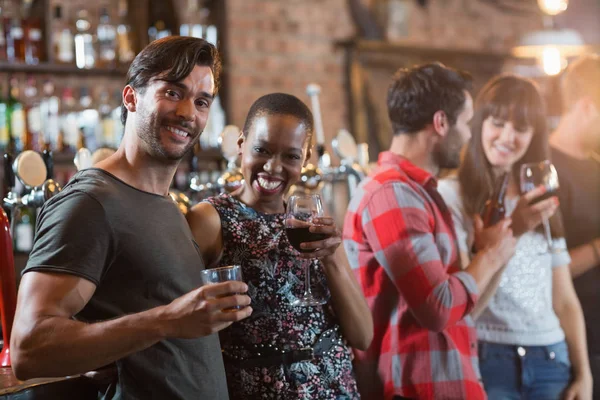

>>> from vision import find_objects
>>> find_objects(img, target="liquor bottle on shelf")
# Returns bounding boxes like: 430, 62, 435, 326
74, 9, 95, 69
23, 15, 42, 64
78, 86, 99, 151
148, 0, 177, 42
7, 16, 25, 62
0, 16, 6, 61
39, 79, 60, 151
13, 207, 34, 253
98, 90, 114, 147
23, 76, 41, 151
481, 172, 510, 228
111, 89, 124, 147
0, 84, 8, 151
116, 0, 134, 65
97, 7, 116, 68
7, 77, 25, 153
59, 87, 77, 153
52, 5, 73, 64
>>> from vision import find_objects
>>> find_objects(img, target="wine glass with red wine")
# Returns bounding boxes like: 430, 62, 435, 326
520, 160, 563, 254
285, 194, 329, 306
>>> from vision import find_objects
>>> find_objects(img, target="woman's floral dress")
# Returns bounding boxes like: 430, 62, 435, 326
205, 194, 359, 399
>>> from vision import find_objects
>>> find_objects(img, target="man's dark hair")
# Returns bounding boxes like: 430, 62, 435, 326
121, 36, 222, 125
242, 93, 314, 145
387, 62, 472, 135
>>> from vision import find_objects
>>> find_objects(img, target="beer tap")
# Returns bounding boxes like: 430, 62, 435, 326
306, 84, 331, 170
331, 128, 366, 199
2, 154, 17, 218
21, 150, 62, 209
3, 151, 54, 235
0, 150, 61, 367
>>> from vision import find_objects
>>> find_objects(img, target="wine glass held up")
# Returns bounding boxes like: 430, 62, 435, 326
285, 194, 336, 307
519, 160, 563, 253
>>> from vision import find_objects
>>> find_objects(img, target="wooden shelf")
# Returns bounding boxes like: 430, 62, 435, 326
0, 62, 129, 77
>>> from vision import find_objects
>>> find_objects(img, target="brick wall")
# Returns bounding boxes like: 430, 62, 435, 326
223, 0, 355, 154
222, 0, 551, 155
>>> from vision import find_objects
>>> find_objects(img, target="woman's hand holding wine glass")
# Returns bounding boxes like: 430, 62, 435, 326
510, 184, 560, 237
296, 217, 341, 262
519, 160, 563, 253
285, 194, 333, 306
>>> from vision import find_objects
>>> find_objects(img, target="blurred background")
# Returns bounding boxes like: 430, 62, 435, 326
0, 0, 598, 260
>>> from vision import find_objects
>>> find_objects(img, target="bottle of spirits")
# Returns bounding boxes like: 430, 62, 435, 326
98, 90, 114, 147
0, 16, 6, 61
59, 87, 77, 153
97, 7, 116, 67
8, 16, 25, 62
14, 207, 35, 253
23, 76, 41, 151
7, 77, 25, 153
53, 5, 73, 64
116, 0, 134, 64
39, 79, 60, 151
24, 15, 42, 64
74, 10, 95, 69
78, 86, 98, 150
0, 84, 8, 151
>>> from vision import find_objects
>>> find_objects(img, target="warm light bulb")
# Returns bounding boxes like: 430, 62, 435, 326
537, 0, 569, 16
541, 46, 565, 75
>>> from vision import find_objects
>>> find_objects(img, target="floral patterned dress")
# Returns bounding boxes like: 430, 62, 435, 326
204, 194, 359, 399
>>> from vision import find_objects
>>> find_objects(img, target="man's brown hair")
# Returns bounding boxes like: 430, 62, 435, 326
121, 36, 222, 124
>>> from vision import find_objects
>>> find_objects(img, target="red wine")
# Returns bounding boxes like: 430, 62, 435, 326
285, 227, 329, 253
529, 188, 559, 205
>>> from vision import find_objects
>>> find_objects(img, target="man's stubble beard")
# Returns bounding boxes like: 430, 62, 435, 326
433, 126, 463, 170
136, 107, 199, 162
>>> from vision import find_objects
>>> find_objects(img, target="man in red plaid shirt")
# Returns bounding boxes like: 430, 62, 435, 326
343, 63, 517, 400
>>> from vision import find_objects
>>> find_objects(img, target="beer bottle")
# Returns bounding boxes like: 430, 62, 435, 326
481, 172, 510, 227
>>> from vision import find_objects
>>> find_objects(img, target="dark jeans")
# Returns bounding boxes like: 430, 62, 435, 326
479, 341, 572, 400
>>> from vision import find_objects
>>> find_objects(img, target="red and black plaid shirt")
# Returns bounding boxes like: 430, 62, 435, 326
343, 152, 485, 400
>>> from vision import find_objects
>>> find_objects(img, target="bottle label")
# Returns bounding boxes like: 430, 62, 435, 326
27, 105, 42, 133
15, 222, 33, 252
12, 108, 26, 138
0, 104, 8, 145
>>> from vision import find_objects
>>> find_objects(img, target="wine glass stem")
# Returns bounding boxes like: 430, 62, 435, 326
303, 259, 312, 297
542, 218, 554, 249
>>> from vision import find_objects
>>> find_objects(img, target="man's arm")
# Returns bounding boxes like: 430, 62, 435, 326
568, 238, 600, 278
11, 271, 251, 380
361, 182, 515, 332
186, 202, 224, 268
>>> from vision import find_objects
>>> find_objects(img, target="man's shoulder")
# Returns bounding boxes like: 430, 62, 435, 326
40, 169, 123, 216
348, 166, 425, 216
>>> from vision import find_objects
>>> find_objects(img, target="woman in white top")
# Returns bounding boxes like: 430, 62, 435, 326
438, 75, 592, 399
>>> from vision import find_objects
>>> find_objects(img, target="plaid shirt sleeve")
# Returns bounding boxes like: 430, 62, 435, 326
360, 181, 478, 332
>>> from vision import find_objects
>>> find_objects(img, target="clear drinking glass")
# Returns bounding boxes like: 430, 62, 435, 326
519, 160, 562, 254
200, 265, 243, 312
285, 194, 328, 307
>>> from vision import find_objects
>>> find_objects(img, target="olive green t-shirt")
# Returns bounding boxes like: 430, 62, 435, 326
24, 168, 228, 400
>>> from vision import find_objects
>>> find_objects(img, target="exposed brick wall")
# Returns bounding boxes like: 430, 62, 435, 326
222, 0, 551, 155
378, 0, 543, 52
224, 0, 355, 154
